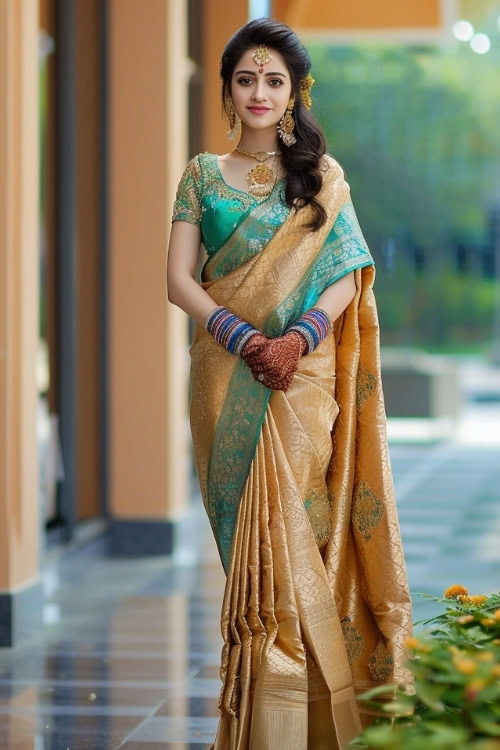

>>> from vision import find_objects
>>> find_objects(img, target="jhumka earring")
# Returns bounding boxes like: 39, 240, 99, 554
225, 95, 241, 141
300, 74, 315, 110
277, 97, 297, 146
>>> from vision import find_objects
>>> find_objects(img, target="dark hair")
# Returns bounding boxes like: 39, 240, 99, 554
220, 18, 328, 231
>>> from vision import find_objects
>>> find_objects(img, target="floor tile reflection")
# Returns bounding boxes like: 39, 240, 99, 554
0, 443, 498, 748
124, 716, 219, 743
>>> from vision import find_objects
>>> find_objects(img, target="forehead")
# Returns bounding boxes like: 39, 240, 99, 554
233, 47, 288, 74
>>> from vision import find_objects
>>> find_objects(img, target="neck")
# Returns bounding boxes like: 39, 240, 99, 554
236, 124, 279, 154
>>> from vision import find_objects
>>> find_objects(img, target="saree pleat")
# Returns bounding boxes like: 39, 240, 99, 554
188, 155, 414, 749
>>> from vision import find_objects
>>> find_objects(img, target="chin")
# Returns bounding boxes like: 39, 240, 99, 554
242, 118, 280, 130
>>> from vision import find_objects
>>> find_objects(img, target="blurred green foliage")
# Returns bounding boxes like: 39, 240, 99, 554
349, 589, 500, 750
309, 42, 500, 350
375, 262, 499, 349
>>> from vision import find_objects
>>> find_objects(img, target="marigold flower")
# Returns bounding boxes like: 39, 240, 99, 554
494, 609, 500, 621
458, 594, 473, 604
491, 665, 500, 678
448, 645, 461, 655
469, 595, 488, 605
403, 636, 420, 649
453, 656, 477, 674
476, 651, 495, 662
464, 678, 486, 701
444, 584, 469, 599
457, 615, 474, 624
480, 618, 496, 627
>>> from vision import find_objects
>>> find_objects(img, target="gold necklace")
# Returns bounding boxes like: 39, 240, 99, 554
232, 147, 281, 198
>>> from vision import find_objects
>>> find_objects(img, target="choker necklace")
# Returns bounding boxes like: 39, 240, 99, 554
232, 147, 281, 198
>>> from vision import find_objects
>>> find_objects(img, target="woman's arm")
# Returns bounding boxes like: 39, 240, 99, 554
166, 220, 218, 327
314, 270, 356, 323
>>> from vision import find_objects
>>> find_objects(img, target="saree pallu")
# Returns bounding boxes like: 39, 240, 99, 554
189, 156, 414, 750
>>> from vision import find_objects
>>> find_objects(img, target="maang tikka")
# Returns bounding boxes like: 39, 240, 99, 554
252, 44, 272, 72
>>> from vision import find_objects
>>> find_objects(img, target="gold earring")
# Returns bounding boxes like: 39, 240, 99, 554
225, 96, 241, 141
277, 98, 296, 146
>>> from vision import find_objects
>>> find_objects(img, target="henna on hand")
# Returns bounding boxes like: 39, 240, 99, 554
241, 331, 307, 391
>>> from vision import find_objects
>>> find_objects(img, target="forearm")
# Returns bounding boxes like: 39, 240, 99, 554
314, 271, 356, 323
168, 274, 262, 357
167, 274, 218, 328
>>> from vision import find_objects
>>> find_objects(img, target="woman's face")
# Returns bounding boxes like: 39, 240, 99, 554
230, 47, 293, 133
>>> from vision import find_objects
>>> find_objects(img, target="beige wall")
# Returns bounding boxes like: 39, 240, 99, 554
273, 0, 443, 28
108, 0, 190, 520
202, 0, 249, 155
0, 0, 40, 591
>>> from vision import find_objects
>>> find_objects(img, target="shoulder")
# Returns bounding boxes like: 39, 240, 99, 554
320, 153, 346, 180
181, 153, 202, 178
320, 153, 351, 195
180, 151, 220, 183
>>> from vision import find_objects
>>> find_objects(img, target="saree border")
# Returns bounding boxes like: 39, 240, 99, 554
205, 158, 373, 575
204, 186, 289, 282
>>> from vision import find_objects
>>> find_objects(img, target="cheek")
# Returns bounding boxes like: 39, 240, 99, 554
231, 84, 245, 103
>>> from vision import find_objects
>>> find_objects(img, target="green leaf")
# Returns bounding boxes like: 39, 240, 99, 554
470, 708, 500, 736
414, 682, 447, 711
356, 684, 400, 701
380, 699, 415, 715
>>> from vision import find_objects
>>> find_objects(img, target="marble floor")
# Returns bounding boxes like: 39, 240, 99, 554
0, 441, 499, 749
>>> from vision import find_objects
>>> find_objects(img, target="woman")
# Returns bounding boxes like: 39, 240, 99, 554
167, 17, 413, 750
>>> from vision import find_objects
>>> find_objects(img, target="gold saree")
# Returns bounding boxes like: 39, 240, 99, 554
188, 156, 414, 750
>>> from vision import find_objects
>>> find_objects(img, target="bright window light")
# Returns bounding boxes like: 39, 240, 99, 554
470, 33, 491, 54
452, 20, 474, 41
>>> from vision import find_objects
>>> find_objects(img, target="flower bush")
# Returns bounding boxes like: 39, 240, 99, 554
349, 587, 500, 750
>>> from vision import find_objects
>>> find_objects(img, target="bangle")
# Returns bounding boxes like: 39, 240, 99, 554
286, 307, 332, 355
205, 305, 260, 355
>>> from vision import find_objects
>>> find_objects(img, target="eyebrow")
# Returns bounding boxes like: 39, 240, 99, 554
234, 69, 287, 77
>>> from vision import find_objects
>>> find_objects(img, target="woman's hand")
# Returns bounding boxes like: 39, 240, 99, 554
241, 331, 307, 391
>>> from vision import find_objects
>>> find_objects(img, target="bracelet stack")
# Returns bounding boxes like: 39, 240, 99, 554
205, 305, 260, 355
286, 307, 333, 355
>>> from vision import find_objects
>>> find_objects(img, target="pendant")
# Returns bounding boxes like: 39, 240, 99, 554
247, 164, 275, 197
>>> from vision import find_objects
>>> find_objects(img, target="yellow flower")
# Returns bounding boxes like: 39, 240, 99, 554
458, 594, 473, 604
464, 678, 486, 701
480, 618, 496, 627
477, 651, 495, 662
457, 615, 475, 624
494, 609, 500, 621
453, 656, 477, 674
403, 637, 421, 650
491, 665, 500, 678
448, 645, 461, 655
469, 595, 488, 605
444, 584, 469, 599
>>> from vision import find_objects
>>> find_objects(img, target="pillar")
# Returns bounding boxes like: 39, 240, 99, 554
0, 0, 42, 646
107, 0, 190, 554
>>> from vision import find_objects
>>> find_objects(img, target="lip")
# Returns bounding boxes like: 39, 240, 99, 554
247, 106, 271, 114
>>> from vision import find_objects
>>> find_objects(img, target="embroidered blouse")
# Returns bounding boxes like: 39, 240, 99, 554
171, 152, 374, 287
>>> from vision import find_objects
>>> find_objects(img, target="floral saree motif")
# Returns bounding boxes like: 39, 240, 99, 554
172, 152, 414, 750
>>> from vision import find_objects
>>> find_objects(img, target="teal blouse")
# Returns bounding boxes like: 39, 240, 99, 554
171, 152, 374, 284
171, 152, 290, 257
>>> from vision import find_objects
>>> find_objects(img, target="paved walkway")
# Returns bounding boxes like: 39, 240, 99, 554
1, 383, 499, 747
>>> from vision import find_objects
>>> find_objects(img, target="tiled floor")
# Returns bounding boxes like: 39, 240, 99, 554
0, 441, 499, 748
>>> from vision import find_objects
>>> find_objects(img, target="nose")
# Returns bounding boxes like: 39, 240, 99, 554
251, 77, 268, 102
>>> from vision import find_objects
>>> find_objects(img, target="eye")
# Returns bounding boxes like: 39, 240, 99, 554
236, 77, 253, 85
268, 79, 283, 86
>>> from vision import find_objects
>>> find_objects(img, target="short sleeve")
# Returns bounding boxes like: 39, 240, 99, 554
171, 155, 202, 226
